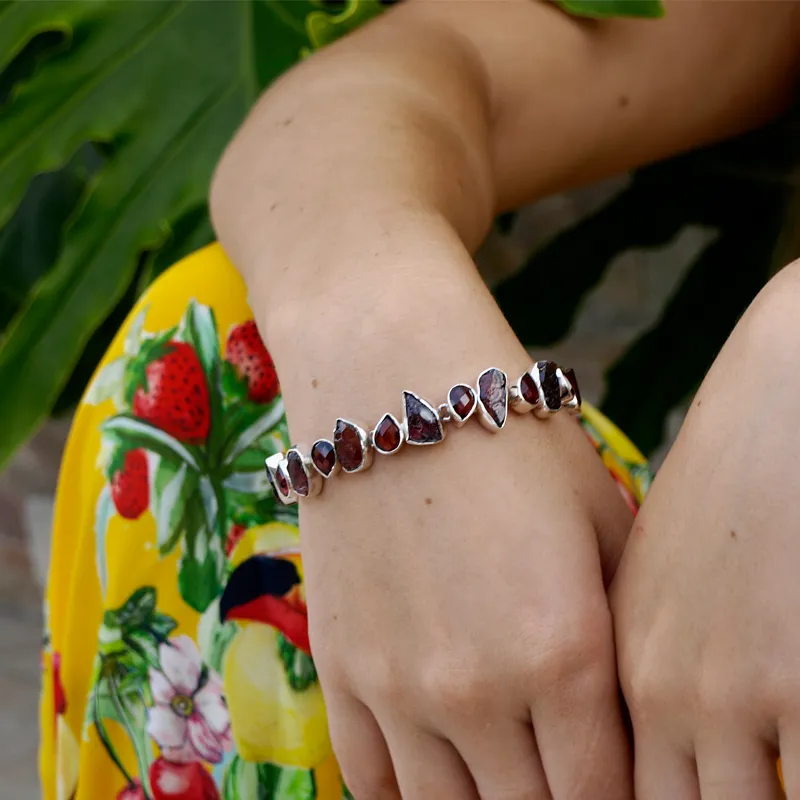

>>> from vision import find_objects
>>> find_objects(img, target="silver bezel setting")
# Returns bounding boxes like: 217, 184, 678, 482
446, 383, 477, 427
558, 368, 581, 416
265, 452, 283, 502
286, 446, 323, 498
262, 362, 581, 501
476, 367, 508, 432
371, 412, 405, 455
310, 438, 341, 479
402, 390, 447, 446
510, 369, 543, 415
334, 418, 374, 473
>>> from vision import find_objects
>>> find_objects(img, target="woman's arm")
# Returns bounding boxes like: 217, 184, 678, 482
209, 3, 800, 797
212, 0, 800, 300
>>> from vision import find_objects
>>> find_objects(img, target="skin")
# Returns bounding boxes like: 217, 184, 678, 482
210, 1, 800, 797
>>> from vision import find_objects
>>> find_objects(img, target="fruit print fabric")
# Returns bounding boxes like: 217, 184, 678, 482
40, 243, 650, 799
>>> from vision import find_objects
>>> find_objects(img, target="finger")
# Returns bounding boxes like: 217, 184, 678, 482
633, 730, 700, 800
381, 721, 479, 800
325, 692, 400, 799
531, 621, 633, 798
696, 729, 782, 800
451, 718, 552, 800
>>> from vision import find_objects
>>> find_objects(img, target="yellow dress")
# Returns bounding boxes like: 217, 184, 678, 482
39, 243, 651, 800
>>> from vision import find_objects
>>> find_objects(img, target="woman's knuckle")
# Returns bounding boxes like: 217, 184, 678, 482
530, 610, 614, 690
422, 659, 490, 716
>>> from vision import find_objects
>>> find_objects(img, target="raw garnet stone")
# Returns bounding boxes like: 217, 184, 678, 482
404, 392, 443, 445
564, 367, 581, 406
478, 369, 508, 428
286, 451, 310, 496
334, 420, 365, 471
374, 414, 402, 453
311, 439, 336, 476
275, 466, 291, 496
449, 384, 475, 420
538, 361, 562, 411
519, 372, 540, 406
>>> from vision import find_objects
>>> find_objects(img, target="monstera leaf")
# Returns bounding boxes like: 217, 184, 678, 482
0, 0, 387, 469
0, 0, 662, 471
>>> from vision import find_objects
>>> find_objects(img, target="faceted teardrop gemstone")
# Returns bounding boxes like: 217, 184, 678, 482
286, 450, 310, 496
563, 367, 581, 407
477, 368, 508, 429
334, 419, 366, 472
403, 391, 444, 445
275, 464, 291, 497
311, 439, 337, 477
519, 372, 540, 407
373, 414, 403, 454
538, 361, 562, 411
448, 384, 476, 424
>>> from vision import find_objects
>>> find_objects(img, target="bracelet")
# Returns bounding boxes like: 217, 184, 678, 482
265, 360, 581, 505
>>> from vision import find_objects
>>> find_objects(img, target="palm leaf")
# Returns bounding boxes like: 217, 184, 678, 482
0, 0, 318, 469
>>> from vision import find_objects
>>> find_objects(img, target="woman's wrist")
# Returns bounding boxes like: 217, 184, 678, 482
256, 252, 530, 446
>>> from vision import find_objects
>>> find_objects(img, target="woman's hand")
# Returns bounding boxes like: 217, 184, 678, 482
210, 4, 800, 796
256, 212, 635, 798
612, 263, 800, 799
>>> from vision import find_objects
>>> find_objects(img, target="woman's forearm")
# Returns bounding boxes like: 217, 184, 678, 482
209, 0, 800, 439
211, 0, 800, 302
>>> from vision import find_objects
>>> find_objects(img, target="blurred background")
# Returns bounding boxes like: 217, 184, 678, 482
1, 0, 798, 794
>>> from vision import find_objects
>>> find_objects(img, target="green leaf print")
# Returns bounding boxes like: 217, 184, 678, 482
277, 632, 319, 692
102, 414, 202, 472
181, 298, 225, 462
223, 756, 317, 800
197, 597, 237, 675
153, 459, 198, 555
179, 543, 223, 614
223, 756, 262, 800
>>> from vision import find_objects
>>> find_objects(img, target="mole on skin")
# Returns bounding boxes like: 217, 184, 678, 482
311, 378, 318, 389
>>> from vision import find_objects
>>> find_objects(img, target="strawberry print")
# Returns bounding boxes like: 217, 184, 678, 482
225, 321, 279, 404
110, 449, 149, 520
149, 757, 220, 800
127, 336, 211, 443
224, 523, 246, 558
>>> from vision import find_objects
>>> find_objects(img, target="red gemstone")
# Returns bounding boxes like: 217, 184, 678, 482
519, 372, 540, 406
286, 451, 310, 496
374, 414, 402, 453
478, 369, 508, 428
564, 367, 581, 406
334, 419, 365, 471
404, 392, 443, 445
538, 361, 561, 411
275, 466, 291, 496
448, 384, 476, 421
311, 439, 336, 477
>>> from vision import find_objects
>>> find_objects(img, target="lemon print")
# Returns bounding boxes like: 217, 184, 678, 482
223, 624, 331, 768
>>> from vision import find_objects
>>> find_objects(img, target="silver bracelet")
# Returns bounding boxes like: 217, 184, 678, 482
265, 360, 581, 505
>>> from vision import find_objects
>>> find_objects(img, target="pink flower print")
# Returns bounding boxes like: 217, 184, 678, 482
147, 635, 233, 764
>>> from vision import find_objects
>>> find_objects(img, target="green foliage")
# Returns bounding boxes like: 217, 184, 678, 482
17, 0, 789, 468
555, 0, 663, 18
0, 0, 323, 470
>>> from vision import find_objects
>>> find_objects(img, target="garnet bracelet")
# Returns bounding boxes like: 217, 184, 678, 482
265, 361, 581, 505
